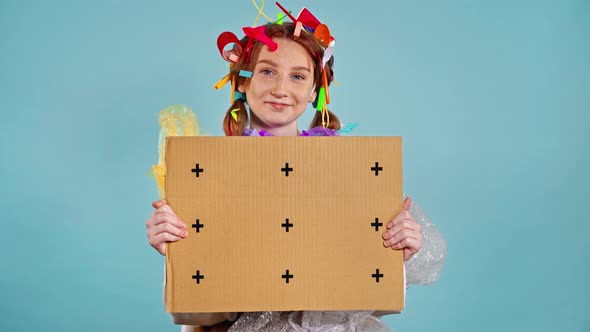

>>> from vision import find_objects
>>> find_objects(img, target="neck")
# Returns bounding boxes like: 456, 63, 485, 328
249, 115, 299, 136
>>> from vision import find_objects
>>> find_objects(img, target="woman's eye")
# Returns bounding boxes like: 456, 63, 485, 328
261, 69, 273, 76
292, 74, 304, 80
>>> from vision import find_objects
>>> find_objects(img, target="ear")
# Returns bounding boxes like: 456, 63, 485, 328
237, 84, 245, 93
308, 89, 317, 103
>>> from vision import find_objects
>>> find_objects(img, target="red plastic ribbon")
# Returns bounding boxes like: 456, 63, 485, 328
217, 31, 243, 62
243, 26, 278, 52
241, 26, 278, 63
296, 7, 321, 30
314, 24, 331, 47
275, 2, 297, 23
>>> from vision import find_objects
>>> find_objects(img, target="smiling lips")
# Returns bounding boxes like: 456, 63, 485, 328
266, 101, 292, 110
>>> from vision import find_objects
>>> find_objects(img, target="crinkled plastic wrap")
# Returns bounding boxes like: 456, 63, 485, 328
403, 195, 447, 286
148, 104, 200, 198
228, 311, 392, 332
221, 196, 446, 332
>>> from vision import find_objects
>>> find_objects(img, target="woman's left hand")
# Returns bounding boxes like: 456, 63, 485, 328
382, 197, 423, 261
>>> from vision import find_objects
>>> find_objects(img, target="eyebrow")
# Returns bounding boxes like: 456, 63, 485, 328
256, 59, 311, 73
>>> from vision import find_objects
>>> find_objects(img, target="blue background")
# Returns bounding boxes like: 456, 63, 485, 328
1, 0, 589, 331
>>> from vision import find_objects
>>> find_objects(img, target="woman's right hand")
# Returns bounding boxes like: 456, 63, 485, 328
146, 199, 188, 255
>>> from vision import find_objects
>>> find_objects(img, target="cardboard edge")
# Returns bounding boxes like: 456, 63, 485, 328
165, 244, 172, 312
402, 263, 406, 312
401, 136, 405, 313
372, 265, 405, 316
164, 136, 173, 313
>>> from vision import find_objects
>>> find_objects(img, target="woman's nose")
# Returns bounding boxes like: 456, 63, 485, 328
271, 77, 288, 97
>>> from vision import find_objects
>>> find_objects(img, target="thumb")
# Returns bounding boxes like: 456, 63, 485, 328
403, 196, 412, 210
152, 199, 167, 209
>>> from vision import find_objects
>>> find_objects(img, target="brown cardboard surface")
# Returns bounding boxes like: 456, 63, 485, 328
164, 136, 404, 313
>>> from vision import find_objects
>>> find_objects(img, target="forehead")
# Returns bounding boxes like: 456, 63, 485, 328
255, 38, 314, 69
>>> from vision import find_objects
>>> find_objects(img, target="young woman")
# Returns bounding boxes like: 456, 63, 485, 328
147, 18, 446, 332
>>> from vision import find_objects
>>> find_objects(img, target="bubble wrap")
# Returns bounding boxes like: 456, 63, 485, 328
221, 197, 446, 331
404, 196, 447, 286
228, 311, 392, 332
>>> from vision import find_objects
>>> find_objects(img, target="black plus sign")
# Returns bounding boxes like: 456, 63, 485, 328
191, 164, 204, 177
192, 270, 205, 284
192, 219, 204, 233
371, 217, 383, 231
281, 162, 293, 176
282, 269, 294, 284
282, 218, 293, 232
372, 269, 384, 283
371, 162, 383, 176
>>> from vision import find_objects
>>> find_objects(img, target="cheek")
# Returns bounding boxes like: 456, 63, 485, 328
256, 80, 278, 97
297, 83, 316, 101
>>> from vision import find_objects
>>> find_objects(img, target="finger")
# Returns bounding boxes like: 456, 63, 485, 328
150, 232, 183, 250
154, 204, 178, 218
147, 215, 187, 234
154, 204, 177, 217
152, 199, 167, 209
149, 235, 173, 256
403, 196, 412, 210
383, 228, 416, 247
390, 237, 422, 252
403, 247, 420, 261
383, 219, 421, 240
150, 222, 188, 239
155, 244, 166, 256
384, 229, 421, 248
151, 207, 186, 229
386, 210, 412, 229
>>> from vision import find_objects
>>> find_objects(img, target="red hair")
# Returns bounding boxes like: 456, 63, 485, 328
223, 22, 340, 136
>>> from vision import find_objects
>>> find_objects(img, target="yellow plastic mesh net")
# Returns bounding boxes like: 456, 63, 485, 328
148, 104, 200, 198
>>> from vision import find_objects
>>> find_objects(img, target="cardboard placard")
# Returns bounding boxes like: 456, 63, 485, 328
164, 136, 404, 313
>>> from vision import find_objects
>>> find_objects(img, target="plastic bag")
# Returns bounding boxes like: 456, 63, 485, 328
148, 104, 200, 198
228, 311, 393, 332
404, 196, 447, 286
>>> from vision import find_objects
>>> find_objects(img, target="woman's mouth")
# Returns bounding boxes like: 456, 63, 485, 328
266, 101, 291, 110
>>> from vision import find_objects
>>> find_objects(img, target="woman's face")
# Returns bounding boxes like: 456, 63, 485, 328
240, 38, 317, 135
